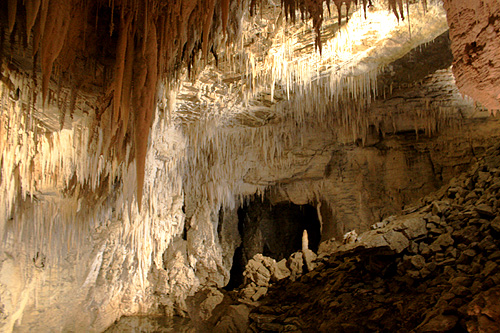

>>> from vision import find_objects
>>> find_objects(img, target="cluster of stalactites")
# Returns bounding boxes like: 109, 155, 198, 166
2, 0, 432, 208
3, 0, 243, 208
250, 0, 429, 52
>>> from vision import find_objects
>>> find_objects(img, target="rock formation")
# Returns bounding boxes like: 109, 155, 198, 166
443, 0, 500, 110
202, 142, 500, 332
0, 0, 499, 331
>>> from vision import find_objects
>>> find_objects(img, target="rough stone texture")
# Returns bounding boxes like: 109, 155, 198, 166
400, 216, 428, 239
302, 249, 318, 272
186, 287, 224, 323
245, 143, 500, 332
271, 259, 291, 282
287, 252, 304, 282
267, 113, 500, 242
243, 255, 272, 287
383, 230, 410, 254
467, 286, 500, 332
1, 2, 500, 332
419, 315, 459, 332
443, 0, 500, 109
214, 304, 250, 333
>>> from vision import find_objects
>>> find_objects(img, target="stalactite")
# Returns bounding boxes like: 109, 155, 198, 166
133, 20, 158, 210
222, 0, 230, 36
25, 0, 41, 39
33, 0, 49, 57
113, 12, 132, 124
40, 0, 71, 104
202, 0, 217, 59
388, 0, 405, 21
7, 0, 17, 34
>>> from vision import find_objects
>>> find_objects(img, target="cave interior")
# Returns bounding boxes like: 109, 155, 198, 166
1, 0, 500, 331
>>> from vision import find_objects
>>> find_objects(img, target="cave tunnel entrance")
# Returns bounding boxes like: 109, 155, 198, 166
226, 196, 321, 290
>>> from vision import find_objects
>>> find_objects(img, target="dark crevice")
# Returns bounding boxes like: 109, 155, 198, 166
226, 194, 321, 290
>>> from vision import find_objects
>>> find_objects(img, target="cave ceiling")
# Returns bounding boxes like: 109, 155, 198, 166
0, 0, 492, 260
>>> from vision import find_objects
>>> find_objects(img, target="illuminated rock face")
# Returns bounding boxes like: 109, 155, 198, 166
0, 1, 499, 332
443, 0, 500, 110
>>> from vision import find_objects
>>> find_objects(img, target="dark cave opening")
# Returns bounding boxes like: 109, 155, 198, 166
225, 197, 321, 290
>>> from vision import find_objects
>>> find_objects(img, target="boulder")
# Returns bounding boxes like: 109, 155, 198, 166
214, 304, 250, 333
243, 256, 271, 287
383, 230, 410, 253
400, 216, 427, 239
287, 252, 304, 281
270, 259, 291, 281
419, 315, 458, 332
303, 249, 317, 272
467, 286, 500, 332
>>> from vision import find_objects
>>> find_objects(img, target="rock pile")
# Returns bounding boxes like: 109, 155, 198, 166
240, 144, 500, 332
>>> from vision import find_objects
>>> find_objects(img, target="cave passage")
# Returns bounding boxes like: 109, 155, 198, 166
226, 197, 321, 289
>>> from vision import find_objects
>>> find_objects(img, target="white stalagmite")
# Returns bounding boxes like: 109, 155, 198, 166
302, 229, 309, 252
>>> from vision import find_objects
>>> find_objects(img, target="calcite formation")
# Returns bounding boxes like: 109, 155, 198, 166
196, 143, 500, 332
0, 0, 499, 331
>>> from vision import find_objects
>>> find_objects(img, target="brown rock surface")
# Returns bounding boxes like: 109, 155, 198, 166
244, 143, 500, 332
443, 0, 500, 109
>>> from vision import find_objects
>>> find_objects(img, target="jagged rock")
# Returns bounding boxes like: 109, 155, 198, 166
490, 216, 500, 232
371, 221, 389, 230
429, 233, 454, 252
259, 322, 283, 331
343, 230, 358, 244
240, 285, 256, 300
475, 204, 495, 218
383, 230, 410, 253
481, 262, 498, 277
419, 315, 458, 332
410, 255, 426, 270
186, 287, 224, 323
243, 256, 272, 287
432, 201, 450, 216
357, 230, 390, 249
479, 236, 497, 252
318, 238, 341, 257
302, 249, 317, 272
214, 304, 250, 333
400, 216, 427, 239
419, 243, 431, 255
251, 287, 268, 301
287, 252, 304, 281
270, 259, 291, 282
249, 313, 277, 324
467, 286, 500, 332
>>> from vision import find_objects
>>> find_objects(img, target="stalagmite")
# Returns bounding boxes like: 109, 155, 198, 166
302, 229, 309, 251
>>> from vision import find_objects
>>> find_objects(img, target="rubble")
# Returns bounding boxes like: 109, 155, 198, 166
239, 144, 500, 332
